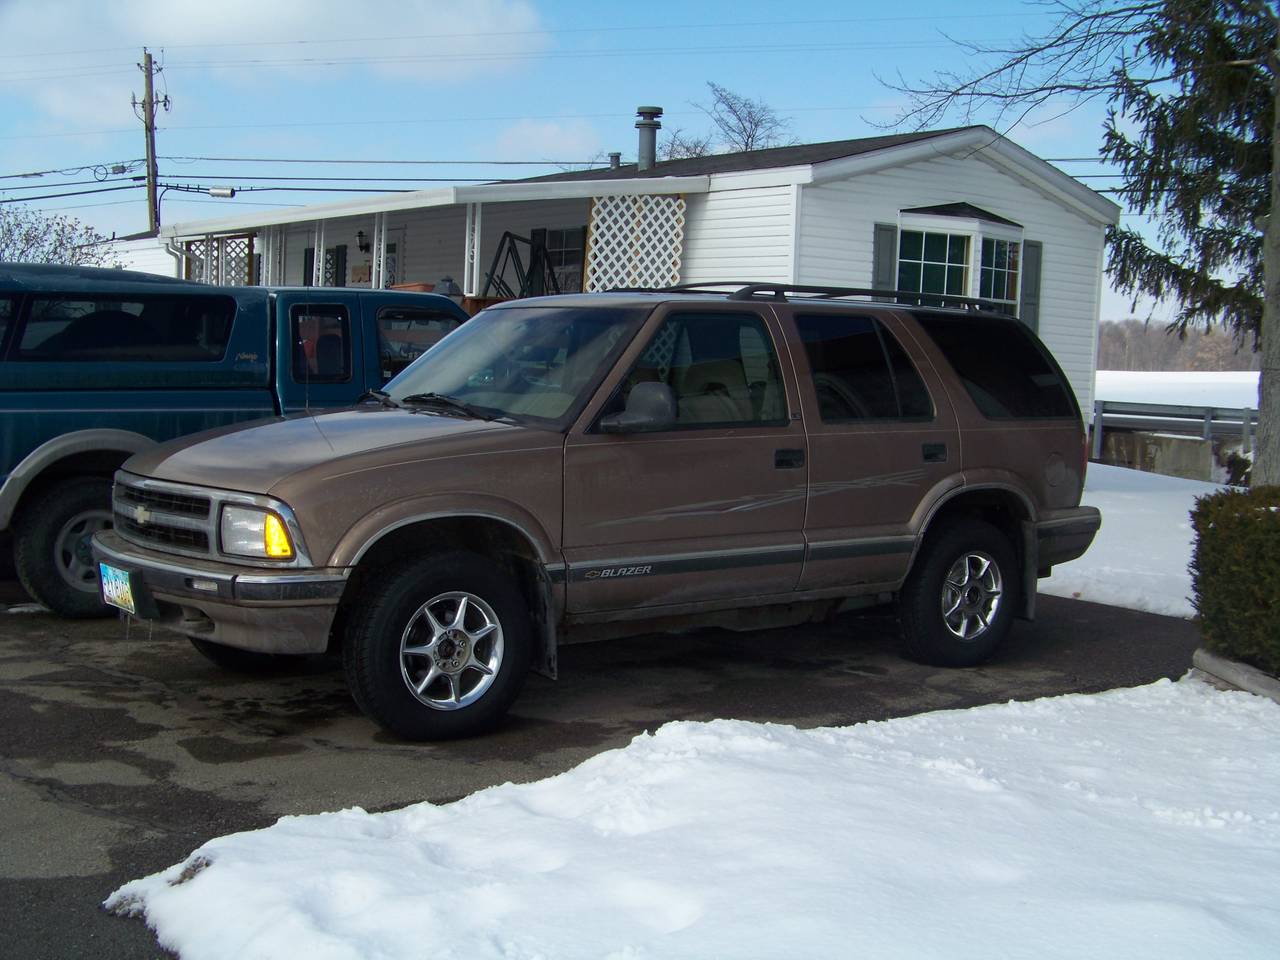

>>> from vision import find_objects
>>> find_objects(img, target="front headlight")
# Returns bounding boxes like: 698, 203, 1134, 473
220, 505, 295, 560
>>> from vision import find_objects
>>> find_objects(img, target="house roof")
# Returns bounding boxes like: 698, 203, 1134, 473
513, 128, 975, 183
162, 124, 1120, 238
900, 202, 1023, 228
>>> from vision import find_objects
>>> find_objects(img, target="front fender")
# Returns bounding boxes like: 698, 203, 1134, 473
330, 492, 559, 570
0, 428, 155, 529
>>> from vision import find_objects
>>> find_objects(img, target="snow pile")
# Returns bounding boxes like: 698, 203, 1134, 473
108, 679, 1280, 960
1039, 463, 1221, 617
1096, 370, 1259, 409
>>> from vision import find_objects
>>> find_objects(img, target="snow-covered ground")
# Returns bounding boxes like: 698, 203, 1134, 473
1096, 370, 1259, 409
109, 680, 1280, 960
109, 466, 1277, 959
1040, 463, 1221, 618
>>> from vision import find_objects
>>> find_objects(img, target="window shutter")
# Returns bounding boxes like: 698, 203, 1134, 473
872, 223, 898, 298
528, 228, 548, 295
1019, 240, 1043, 332
302, 248, 315, 287
332, 244, 348, 288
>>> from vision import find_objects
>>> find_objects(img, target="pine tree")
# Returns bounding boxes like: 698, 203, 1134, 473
894, 1, 1279, 483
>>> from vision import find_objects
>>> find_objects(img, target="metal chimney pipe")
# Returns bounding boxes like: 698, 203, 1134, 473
608, 151, 621, 170
635, 106, 663, 171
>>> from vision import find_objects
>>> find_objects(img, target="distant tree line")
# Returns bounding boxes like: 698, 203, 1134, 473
1097, 319, 1261, 372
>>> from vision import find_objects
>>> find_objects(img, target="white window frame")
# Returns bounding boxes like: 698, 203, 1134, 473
896, 212, 1024, 312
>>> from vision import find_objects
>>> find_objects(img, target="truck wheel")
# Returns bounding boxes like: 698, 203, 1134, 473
342, 551, 532, 740
898, 518, 1019, 667
188, 638, 296, 673
13, 477, 114, 619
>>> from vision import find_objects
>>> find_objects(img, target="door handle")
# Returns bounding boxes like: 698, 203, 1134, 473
775, 448, 805, 469
922, 442, 948, 463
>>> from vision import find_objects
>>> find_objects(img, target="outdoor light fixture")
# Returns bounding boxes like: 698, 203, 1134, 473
357, 230, 371, 253
207, 186, 236, 198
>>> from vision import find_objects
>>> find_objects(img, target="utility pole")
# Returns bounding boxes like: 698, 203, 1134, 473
133, 48, 170, 236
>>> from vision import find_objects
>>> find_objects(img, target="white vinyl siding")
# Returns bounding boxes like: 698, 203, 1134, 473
795, 152, 1105, 411
680, 184, 794, 284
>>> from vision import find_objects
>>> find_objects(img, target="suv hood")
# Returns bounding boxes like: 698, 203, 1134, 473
126, 407, 544, 495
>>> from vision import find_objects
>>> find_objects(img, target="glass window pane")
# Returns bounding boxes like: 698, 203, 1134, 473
291, 304, 351, 383
796, 314, 933, 421
995, 241, 1008, 270
979, 269, 993, 299
947, 266, 966, 296
922, 262, 946, 293
1005, 271, 1018, 302
923, 232, 947, 263
949, 235, 968, 264
899, 230, 923, 261
981, 237, 994, 268
18, 295, 233, 362
897, 262, 922, 292
377, 307, 461, 381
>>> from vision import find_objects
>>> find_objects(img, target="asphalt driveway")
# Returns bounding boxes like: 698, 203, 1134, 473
0, 594, 1200, 959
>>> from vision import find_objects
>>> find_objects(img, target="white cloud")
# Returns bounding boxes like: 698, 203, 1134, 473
491, 118, 605, 163
0, 0, 548, 128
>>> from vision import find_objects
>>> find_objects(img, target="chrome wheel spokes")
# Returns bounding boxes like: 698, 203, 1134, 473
940, 551, 1003, 642
399, 591, 504, 711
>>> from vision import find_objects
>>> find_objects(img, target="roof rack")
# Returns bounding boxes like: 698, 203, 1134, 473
655, 281, 1012, 314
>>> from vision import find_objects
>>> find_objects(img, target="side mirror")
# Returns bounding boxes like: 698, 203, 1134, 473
598, 381, 677, 433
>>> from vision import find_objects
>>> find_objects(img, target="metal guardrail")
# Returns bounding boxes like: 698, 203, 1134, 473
1091, 399, 1256, 459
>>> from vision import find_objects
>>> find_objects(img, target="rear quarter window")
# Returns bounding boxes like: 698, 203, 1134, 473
16, 294, 234, 362
915, 313, 1077, 419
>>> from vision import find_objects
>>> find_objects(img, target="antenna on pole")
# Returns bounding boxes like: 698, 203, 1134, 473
132, 48, 171, 236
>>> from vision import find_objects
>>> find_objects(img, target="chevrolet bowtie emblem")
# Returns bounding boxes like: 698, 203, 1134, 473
132, 504, 152, 525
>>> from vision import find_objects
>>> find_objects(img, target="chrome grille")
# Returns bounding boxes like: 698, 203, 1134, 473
117, 516, 210, 552
116, 483, 210, 518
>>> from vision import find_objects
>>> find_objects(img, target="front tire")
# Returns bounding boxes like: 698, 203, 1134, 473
342, 551, 532, 740
13, 476, 114, 619
898, 518, 1019, 667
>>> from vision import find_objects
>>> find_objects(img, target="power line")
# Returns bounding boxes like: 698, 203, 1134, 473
0, 183, 144, 204
0, 159, 145, 180
0, 175, 145, 192
7, 12, 1058, 60
162, 155, 596, 166
161, 174, 499, 183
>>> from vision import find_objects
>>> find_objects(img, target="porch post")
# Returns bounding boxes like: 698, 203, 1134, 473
463, 202, 483, 296
371, 212, 387, 289
312, 220, 326, 286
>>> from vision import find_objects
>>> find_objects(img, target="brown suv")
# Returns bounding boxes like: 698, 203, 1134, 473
91, 284, 1099, 740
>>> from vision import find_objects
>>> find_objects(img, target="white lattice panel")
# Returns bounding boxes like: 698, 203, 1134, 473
584, 194, 685, 291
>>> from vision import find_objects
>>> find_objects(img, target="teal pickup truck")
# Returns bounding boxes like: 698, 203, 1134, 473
0, 263, 468, 617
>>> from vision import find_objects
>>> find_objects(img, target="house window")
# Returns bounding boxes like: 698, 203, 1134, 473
979, 238, 1020, 307
547, 227, 585, 292
897, 230, 969, 298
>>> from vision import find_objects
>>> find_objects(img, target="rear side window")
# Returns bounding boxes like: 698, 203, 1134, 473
16, 295, 234, 362
916, 313, 1076, 419
795, 314, 932, 422
376, 306, 461, 381
291, 303, 351, 383
0, 296, 13, 351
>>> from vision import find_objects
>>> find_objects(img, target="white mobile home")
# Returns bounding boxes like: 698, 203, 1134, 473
161, 120, 1119, 409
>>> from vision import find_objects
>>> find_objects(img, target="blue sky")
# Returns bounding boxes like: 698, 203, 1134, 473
0, 0, 1150, 317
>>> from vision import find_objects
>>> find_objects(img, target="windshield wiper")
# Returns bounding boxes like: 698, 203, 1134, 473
356, 389, 402, 408
399, 392, 499, 421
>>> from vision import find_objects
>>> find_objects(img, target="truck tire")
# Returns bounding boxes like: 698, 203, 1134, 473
898, 518, 1019, 667
343, 551, 532, 741
13, 476, 114, 619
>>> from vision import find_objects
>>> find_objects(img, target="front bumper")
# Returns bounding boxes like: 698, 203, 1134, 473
91, 530, 347, 654
1034, 506, 1102, 572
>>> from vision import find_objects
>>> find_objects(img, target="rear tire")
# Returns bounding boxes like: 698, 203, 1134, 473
898, 518, 1019, 667
13, 477, 114, 619
342, 551, 532, 741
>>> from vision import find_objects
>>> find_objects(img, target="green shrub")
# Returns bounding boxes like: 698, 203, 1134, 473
1190, 485, 1280, 676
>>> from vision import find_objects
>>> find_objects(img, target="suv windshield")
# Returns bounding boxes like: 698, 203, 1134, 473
384, 305, 647, 428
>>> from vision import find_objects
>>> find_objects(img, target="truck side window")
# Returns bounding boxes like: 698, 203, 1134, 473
291, 304, 351, 383
376, 306, 461, 381
16, 295, 234, 362
0, 296, 12, 353
795, 314, 933, 422
607, 312, 787, 428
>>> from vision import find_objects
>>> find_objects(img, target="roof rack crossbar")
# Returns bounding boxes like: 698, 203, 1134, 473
605, 281, 1013, 315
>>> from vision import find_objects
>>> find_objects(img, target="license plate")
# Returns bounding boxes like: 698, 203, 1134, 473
99, 562, 136, 615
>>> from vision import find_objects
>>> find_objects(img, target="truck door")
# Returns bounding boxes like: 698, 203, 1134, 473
274, 293, 365, 413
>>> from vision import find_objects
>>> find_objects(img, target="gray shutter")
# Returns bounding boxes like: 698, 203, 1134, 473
872, 223, 898, 299
332, 245, 348, 288
1019, 240, 1043, 332
302, 247, 315, 287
